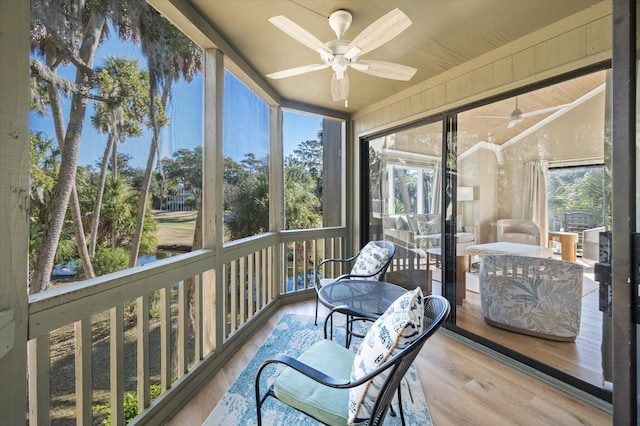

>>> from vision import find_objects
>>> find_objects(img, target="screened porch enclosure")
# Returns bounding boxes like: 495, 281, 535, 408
2, 1, 626, 425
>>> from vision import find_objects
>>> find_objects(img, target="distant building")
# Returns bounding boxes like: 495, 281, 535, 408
165, 184, 194, 211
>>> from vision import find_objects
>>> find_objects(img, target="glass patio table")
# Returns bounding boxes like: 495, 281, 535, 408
318, 279, 407, 346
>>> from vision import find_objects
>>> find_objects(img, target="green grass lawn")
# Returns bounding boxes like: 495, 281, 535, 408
154, 210, 197, 229
153, 210, 197, 247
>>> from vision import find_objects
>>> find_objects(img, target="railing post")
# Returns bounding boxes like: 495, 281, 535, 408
178, 280, 188, 375
160, 286, 171, 391
28, 336, 50, 425
109, 305, 124, 425
136, 296, 150, 412
75, 317, 93, 425
194, 273, 203, 361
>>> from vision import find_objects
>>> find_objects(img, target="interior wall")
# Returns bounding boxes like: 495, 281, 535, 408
459, 148, 500, 243
498, 91, 606, 220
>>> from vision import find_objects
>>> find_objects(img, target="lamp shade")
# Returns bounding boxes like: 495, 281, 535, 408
457, 186, 474, 201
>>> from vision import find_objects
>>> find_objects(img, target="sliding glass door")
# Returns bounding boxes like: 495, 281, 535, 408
455, 69, 610, 396
363, 67, 614, 401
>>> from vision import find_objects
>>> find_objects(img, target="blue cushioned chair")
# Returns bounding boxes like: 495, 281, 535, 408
255, 294, 449, 426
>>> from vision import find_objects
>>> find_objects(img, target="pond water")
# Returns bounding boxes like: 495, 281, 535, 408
52, 251, 177, 277
53, 253, 321, 294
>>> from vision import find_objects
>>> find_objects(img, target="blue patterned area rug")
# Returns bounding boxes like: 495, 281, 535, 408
203, 313, 432, 425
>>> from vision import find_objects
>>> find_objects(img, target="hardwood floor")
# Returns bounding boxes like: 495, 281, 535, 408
457, 271, 605, 387
166, 300, 612, 425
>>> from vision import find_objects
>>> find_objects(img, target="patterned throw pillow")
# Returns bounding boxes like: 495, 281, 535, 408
350, 242, 390, 280
348, 288, 424, 424
417, 219, 439, 235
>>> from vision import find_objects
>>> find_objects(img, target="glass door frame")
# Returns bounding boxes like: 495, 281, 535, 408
611, 0, 637, 423
441, 114, 460, 320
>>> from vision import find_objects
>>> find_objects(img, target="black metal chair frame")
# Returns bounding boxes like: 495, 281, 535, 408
563, 211, 596, 252
314, 240, 396, 325
255, 295, 450, 426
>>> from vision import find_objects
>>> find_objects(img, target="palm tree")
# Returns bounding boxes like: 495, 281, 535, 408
227, 173, 270, 240
284, 166, 321, 230
29, 0, 110, 292
126, 4, 203, 267
29, 132, 64, 281
89, 57, 149, 256
284, 164, 322, 273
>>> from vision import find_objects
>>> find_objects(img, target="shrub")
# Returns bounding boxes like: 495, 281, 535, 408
94, 383, 163, 425
92, 247, 129, 276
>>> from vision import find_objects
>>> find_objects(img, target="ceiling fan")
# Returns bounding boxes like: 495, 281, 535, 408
266, 8, 417, 102
477, 97, 570, 128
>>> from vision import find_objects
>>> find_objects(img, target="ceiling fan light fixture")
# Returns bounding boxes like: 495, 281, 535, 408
332, 55, 348, 78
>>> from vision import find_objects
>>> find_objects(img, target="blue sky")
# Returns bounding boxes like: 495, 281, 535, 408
29, 29, 322, 170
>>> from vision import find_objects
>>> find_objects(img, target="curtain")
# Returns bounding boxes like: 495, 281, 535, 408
522, 160, 548, 245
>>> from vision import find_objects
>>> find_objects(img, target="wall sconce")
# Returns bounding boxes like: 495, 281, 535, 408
457, 186, 474, 202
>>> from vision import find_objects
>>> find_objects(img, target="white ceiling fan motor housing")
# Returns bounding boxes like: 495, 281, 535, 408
329, 10, 352, 39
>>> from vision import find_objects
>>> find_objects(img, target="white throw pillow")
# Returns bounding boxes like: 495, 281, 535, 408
350, 242, 390, 280
347, 288, 424, 424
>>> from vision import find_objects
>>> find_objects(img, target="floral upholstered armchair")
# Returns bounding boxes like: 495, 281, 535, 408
496, 219, 541, 246
479, 255, 584, 341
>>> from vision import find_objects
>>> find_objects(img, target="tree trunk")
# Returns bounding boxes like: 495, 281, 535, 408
46, 76, 95, 280
89, 133, 115, 256
128, 118, 159, 267
111, 132, 119, 251
129, 77, 171, 267
31, 11, 105, 293
69, 186, 95, 278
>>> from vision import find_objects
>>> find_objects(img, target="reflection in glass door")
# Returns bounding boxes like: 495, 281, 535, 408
456, 69, 611, 395
365, 120, 457, 308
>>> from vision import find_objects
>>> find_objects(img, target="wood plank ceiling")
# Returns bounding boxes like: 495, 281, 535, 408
185, 0, 605, 114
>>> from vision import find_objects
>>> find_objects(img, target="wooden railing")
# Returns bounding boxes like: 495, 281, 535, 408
280, 227, 346, 295
26, 227, 346, 424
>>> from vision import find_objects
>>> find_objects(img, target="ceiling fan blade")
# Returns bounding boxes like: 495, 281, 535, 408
267, 63, 330, 79
269, 15, 333, 56
477, 115, 512, 119
331, 72, 349, 101
344, 8, 412, 60
353, 59, 416, 81
520, 103, 571, 118
507, 117, 522, 128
